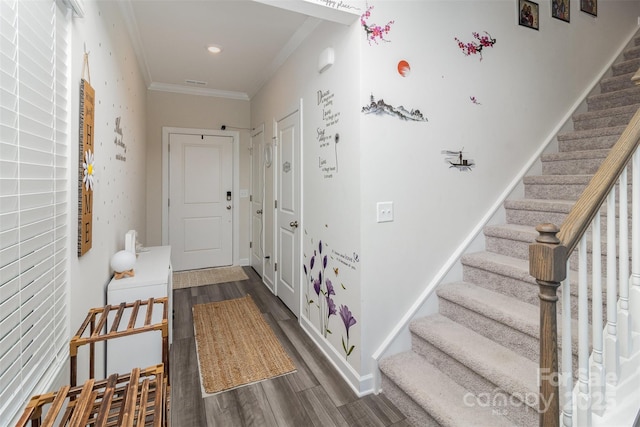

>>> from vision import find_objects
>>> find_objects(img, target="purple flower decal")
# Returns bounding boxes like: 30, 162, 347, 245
340, 304, 357, 359
339, 305, 356, 338
327, 297, 336, 317
310, 255, 315, 270
326, 279, 335, 296
313, 278, 321, 296
319, 240, 323, 254
323, 255, 328, 269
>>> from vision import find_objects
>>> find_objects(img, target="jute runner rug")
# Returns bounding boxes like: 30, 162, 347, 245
173, 266, 249, 290
192, 295, 296, 396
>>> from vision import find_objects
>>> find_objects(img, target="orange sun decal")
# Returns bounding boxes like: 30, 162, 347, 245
397, 60, 410, 77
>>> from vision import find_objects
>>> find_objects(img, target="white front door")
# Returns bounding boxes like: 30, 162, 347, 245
169, 133, 233, 271
276, 110, 301, 317
250, 127, 264, 278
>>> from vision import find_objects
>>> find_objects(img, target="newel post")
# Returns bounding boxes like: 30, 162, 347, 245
529, 223, 567, 427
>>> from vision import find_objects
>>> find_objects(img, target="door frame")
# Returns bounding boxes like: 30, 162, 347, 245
273, 100, 304, 316
250, 124, 265, 279
162, 126, 240, 265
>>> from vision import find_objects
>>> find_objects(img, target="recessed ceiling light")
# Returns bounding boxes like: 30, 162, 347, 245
207, 45, 222, 54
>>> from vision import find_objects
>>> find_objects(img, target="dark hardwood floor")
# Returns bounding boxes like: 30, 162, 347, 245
170, 266, 409, 426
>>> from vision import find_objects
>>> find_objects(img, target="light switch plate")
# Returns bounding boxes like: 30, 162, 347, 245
377, 201, 393, 223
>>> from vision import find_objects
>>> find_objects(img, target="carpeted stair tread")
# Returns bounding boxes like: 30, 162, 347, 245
611, 57, 640, 76
541, 149, 610, 175
437, 281, 538, 338
600, 72, 638, 93
504, 198, 575, 213
586, 86, 640, 110
623, 44, 640, 60
523, 174, 592, 184
380, 352, 516, 427
410, 314, 538, 403
571, 108, 637, 132
484, 223, 537, 242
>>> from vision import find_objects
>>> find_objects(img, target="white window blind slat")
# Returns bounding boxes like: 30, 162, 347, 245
0, 0, 69, 424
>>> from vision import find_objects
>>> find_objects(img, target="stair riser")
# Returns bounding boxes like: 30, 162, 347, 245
572, 113, 634, 132
524, 181, 633, 201
525, 182, 586, 200
541, 157, 606, 175
623, 47, 640, 61
505, 207, 567, 228
587, 90, 640, 111
380, 376, 440, 427
411, 335, 538, 427
612, 58, 640, 77
558, 133, 622, 150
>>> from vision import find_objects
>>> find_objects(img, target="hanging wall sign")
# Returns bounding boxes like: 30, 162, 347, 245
78, 74, 95, 256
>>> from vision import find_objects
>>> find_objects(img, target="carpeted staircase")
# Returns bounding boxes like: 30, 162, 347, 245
379, 37, 640, 426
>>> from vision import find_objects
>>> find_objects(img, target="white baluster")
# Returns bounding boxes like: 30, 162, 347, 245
631, 150, 640, 342
590, 214, 605, 416
562, 259, 573, 427
618, 167, 631, 357
577, 235, 591, 426
605, 190, 619, 385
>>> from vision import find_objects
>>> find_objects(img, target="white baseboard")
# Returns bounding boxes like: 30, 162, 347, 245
299, 316, 374, 397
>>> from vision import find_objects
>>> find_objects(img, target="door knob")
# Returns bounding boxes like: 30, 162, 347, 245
256, 209, 263, 214
227, 205, 232, 210
289, 220, 298, 228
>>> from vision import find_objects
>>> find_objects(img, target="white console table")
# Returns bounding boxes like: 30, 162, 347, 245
106, 246, 172, 376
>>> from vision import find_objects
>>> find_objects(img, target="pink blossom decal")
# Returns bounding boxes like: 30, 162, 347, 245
455, 31, 496, 61
361, 5, 394, 44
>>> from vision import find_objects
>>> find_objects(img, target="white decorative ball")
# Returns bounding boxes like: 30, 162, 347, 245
110, 250, 136, 273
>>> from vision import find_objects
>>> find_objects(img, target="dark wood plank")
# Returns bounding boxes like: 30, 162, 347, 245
361, 393, 406, 425
170, 336, 206, 427
338, 398, 387, 427
260, 375, 314, 427
298, 385, 350, 427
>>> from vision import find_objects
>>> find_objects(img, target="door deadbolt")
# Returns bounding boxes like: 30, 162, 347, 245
227, 205, 232, 210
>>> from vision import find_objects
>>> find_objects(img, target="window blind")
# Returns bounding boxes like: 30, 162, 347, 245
0, 0, 70, 424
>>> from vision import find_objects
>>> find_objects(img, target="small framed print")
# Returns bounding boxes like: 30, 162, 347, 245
581, 0, 597, 16
552, 0, 570, 22
519, 0, 540, 30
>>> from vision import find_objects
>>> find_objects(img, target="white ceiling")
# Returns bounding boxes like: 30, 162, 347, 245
119, 0, 359, 101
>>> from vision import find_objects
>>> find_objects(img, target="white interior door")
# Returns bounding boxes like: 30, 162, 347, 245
169, 133, 233, 271
250, 128, 264, 277
276, 111, 300, 317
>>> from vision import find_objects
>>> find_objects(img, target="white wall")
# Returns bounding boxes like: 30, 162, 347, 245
144, 91, 251, 263
359, 0, 640, 369
68, 0, 148, 382
251, 19, 365, 390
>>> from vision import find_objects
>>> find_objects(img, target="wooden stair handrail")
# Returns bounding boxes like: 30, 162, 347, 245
530, 106, 640, 427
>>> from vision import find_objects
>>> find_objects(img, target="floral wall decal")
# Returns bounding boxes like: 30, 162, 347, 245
362, 94, 427, 122
304, 236, 359, 360
454, 31, 496, 61
361, 4, 394, 44
470, 96, 481, 105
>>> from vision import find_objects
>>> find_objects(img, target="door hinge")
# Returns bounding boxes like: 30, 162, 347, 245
250, 195, 253, 202
168, 143, 170, 152
168, 198, 170, 207
249, 241, 252, 248
275, 200, 278, 209
275, 262, 278, 272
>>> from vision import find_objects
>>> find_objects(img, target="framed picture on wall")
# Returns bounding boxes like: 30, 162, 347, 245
519, 0, 540, 30
552, 0, 570, 22
580, 0, 597, 16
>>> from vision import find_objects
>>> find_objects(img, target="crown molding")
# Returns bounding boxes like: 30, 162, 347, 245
149, 82, 250, 101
